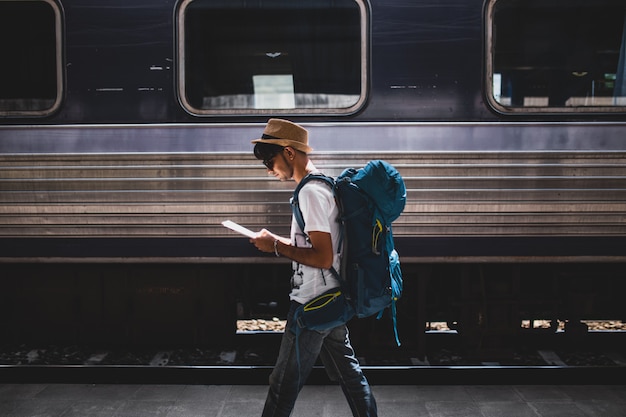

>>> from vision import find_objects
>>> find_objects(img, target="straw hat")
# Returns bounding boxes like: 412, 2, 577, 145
251, 118, 313, 153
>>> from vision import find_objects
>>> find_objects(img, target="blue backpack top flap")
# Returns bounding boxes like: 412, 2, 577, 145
338, 160, 406, 224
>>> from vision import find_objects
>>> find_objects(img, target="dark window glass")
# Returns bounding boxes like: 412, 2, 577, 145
0, 0, 62, 117
487, 0, 626, 113
177, 0, 367, 116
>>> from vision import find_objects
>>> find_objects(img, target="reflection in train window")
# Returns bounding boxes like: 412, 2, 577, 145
486, 0, 626, 113
176, 0, 368, 116
0, 0, 63, 117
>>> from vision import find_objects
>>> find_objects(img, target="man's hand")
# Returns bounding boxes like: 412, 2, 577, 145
250, 228, 282, 254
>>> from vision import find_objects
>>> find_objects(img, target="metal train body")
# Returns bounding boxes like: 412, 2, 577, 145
1, 0, 625, 348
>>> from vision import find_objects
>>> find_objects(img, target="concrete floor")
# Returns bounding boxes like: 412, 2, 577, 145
1, 383, 625, 417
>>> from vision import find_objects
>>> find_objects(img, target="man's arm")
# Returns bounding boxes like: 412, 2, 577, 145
250, 229, 333, 269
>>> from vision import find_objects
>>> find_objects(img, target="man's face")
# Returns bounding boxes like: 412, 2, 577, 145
264, 147, 293, 181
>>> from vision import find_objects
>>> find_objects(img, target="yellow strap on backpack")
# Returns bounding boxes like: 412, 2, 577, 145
372, 218, 383, 255
303, 290, 342, 312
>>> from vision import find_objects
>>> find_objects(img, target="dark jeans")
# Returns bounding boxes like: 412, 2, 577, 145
261, 302, 377, 417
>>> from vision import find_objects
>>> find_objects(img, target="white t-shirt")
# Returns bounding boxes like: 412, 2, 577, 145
289, 179, 342, 304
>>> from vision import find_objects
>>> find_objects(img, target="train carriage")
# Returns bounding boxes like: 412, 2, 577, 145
1, 0, 625, 353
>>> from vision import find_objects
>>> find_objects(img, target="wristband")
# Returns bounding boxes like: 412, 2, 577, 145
273, 239, 281, 257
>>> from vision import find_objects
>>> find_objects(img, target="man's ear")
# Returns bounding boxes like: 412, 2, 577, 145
285, 146, 295, 160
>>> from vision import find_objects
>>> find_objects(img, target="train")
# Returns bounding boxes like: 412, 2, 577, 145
1, 0, 625, 355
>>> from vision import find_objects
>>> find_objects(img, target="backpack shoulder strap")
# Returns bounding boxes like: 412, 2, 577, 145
291, 172, 335, 233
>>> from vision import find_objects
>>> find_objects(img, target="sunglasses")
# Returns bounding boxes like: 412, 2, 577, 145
262, 148, 285, 170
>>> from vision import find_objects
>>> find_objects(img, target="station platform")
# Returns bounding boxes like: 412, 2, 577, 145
1, 383, 625, 417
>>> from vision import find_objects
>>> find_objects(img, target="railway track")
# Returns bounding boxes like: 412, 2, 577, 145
1, 330, 625, 385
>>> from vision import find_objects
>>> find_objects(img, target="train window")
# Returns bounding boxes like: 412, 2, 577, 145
486, 0, 626, 113
176, 0, 368, 116
0, 0, 63, 117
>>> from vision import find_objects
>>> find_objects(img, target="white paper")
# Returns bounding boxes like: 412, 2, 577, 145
221, 220, 257, 238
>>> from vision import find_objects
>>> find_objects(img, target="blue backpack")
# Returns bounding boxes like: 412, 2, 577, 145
291, 160, 406, 346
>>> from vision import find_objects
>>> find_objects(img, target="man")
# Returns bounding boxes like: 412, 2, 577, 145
250, 118, 377, 417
